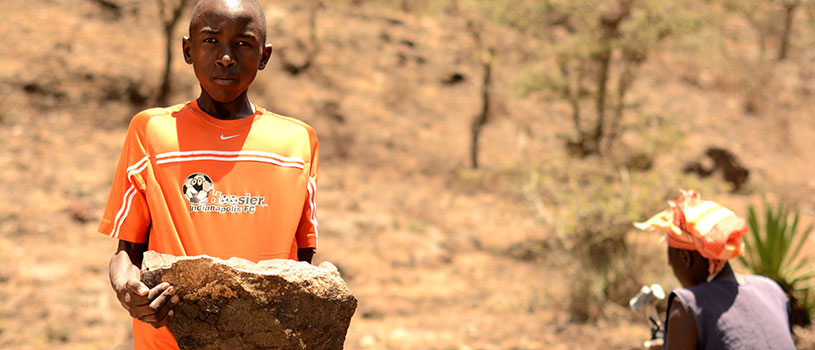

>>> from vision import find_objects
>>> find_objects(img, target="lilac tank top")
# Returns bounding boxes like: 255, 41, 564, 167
667, 275, 795, 350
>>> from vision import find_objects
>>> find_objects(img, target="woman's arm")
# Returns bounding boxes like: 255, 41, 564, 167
664, 298, 698, 350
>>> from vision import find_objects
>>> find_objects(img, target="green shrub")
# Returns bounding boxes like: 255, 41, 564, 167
738, 201, 814, 326
522, 156, 723, 322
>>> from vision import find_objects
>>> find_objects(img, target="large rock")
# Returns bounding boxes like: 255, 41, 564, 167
140, 251, 357, 350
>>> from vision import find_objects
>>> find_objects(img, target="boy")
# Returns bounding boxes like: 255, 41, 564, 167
635, 190, 795, 350
99, 0, 319, 348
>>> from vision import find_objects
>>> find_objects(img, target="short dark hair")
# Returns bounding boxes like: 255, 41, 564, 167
189, 0, 267, 42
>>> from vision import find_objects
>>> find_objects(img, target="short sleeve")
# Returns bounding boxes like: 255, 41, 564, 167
97, 114, 152, 243
295, 126, 319, 250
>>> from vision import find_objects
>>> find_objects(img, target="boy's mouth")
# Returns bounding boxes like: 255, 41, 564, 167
212, 77, 237, 85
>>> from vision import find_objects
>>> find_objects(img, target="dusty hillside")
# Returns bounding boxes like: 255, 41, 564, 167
0, 0, 813, 349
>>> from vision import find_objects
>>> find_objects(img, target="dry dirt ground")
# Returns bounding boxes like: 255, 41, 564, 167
1, 1, 814, 349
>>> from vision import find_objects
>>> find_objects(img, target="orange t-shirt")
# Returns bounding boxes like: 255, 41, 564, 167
98, 100, 319, 349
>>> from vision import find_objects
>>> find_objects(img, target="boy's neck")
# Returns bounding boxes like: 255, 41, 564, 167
197, 90, 256, 120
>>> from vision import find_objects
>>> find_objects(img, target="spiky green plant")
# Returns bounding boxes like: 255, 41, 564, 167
738, 201, 814, 326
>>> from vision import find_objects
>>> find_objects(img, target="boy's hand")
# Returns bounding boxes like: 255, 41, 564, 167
113, 279, 179, 328
109, 240, 179, 328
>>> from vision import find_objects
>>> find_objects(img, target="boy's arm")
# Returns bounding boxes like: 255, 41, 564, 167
297, 248, 315, 264
295, 125, 320, 263
109, 240, 178, 328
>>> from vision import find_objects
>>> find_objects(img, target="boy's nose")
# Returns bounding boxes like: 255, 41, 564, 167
216, 50, 236, 68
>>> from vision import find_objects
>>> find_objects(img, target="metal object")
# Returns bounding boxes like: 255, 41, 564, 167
629, 284, 666, 341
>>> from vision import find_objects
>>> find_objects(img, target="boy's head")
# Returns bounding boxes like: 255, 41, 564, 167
183, 0, 272, 103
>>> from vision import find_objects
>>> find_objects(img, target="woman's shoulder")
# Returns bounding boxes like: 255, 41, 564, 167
743, 275, 787, 299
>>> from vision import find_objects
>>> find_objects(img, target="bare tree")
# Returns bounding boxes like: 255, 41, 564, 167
467, 20, 496, 169
723, 0, 771, 58
468, 0, 695, 158
723, 0, 802, 61
583, 0, 636, 156
279, 0, 324, 75
157, 0, 191, 106
552, 0, 640, 157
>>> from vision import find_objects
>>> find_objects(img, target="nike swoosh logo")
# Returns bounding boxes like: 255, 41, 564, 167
220, 134, 240, 140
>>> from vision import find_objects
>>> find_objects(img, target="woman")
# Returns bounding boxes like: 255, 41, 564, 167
636, 190, 795, 350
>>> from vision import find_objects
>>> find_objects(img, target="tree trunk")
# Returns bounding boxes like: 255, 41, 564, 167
605, 62, 636, 153
588, 0, 633, 156
558, 57, 583, 140
471, 55, 493, 169
591, 47, 612, 155
156, 0, 190, 106
778, 2, 798, 61
157, 26, 174, 107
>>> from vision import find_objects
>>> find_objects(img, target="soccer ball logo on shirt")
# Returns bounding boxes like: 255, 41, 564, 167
182, 173, 214, 204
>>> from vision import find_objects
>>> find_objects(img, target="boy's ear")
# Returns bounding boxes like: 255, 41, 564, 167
258, 44, 273, 70
182, 36, 193, 64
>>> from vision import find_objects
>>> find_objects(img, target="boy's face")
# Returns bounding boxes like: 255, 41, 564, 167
183, 0, 272, 103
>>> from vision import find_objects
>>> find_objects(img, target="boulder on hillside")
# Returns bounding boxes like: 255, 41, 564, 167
141, 251, 357, 350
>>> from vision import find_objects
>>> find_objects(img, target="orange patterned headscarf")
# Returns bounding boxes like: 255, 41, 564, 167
634, 189, 747, 276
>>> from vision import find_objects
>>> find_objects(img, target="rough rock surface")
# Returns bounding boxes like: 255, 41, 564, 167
141, 251, 357, 350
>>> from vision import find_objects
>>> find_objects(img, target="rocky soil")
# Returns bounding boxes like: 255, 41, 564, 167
0, 0, 813, 349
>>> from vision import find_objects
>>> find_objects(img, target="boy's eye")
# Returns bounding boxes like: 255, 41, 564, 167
237, 41, 251, 47
203, 38, 216, 43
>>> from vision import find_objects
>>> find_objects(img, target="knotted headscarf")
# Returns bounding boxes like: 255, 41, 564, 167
634, 189, 747, 276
